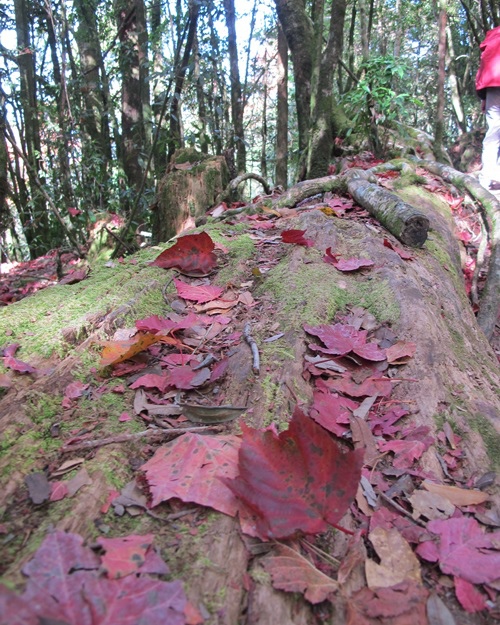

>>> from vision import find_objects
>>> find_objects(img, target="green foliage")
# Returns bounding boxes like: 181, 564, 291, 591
342, 56, 423, 152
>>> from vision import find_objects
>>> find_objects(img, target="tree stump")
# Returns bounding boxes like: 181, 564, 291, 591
152, 148, 229, 243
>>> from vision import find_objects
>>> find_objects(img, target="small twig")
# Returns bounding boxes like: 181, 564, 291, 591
300, 538, 341, 567
104, 226, 135, 255
161, 275, 175, 305
60, 425, 224, 453
378, 491, 426, 528
243, 322, 260, 375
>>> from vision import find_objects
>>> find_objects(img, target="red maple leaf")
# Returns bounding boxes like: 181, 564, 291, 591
0, 531, 186, 625
323, 248, 374, 271
281, 229, 314, 247
304, 323, 386, 361
152, 231, 218, 276
383, 238, 413, 260
174, 278, 224, 303
141, 433, 241, 515
416, 517, 500, 584
225, 407, 364, 539
308, 391, 357, 437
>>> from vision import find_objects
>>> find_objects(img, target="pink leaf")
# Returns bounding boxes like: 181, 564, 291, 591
323, 248, 374, 271
262, 543, 338, 603
305, 322, 386, 361
141, 433, 241, 515
174, 279, 224, 304
281, 229, 314, 247
383, 238, 413, 260
97, 533, 156, 579
377, 439, 428, 469
417, 517, 500, 584
3, 355, 36, 374
454, 577, 487, 613
129, 373, 170, 393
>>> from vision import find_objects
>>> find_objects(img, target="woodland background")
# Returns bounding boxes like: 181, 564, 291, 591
0, 0, 498, 261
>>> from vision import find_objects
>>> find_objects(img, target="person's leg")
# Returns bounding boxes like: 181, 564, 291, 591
479, 86, 500, 190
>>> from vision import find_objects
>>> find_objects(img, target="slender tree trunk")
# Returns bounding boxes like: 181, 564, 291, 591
223, 0, 246, 174
434, 2, 448, 159
446, 24, 467, 133
167, 0, 200, 160
13, 0, 47, 256
274, 0, 314, 168
44, 0, 77, 219
74, 0, 112, 213
150, 0, 170, 177
275, 19, 288, 188
207, 8, 224, 156
193, 34, 209, 154
260, 51, 268, 181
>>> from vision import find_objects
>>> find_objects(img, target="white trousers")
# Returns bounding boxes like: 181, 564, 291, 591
479, 86, 500, 189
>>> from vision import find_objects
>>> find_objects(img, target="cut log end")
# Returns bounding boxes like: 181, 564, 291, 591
400, 215, 430, 247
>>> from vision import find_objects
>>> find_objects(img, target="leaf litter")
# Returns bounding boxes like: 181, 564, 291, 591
2, 191, 499, 623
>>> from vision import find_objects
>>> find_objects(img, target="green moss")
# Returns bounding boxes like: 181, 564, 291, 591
0, 252, 166, 360
393, 172, 427, 189
26, 392, 62, 425
250, 566, 271, 585
470, 414, 500, 469
260, 259, 399, 329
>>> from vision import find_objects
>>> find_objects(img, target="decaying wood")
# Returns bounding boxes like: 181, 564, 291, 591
345, 173, 430, 247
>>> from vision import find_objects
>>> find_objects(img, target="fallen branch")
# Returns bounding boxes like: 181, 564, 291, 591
344, 169, 430, 247
215, 172, 272, 204
60, 425, 225, 453
243, 322, 260, 375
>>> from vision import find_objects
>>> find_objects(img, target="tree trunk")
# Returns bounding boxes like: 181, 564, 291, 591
116, 0, 149, 208
306, 0, 347, 179
74, 0, 112, 213
275, 19, 288, 188
167, 0, 200, 160
13, 0, 47, 256
434, 2, 448, 160
223, 0, 246, 174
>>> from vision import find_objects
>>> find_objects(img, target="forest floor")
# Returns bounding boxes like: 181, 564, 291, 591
0, 155, 499, 625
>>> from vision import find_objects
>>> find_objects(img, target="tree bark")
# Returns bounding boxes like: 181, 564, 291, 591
275, 20, 288, 188
223, 0, 246, 174
116, 0, 149, 207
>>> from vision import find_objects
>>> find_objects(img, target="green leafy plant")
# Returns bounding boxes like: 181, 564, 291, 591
342, 55, 423, 154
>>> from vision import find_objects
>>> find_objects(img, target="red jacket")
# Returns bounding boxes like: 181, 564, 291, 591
476, 26, 500, 98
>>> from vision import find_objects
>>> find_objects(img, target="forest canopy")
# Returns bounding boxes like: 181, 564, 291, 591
0, 0, 497, 260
